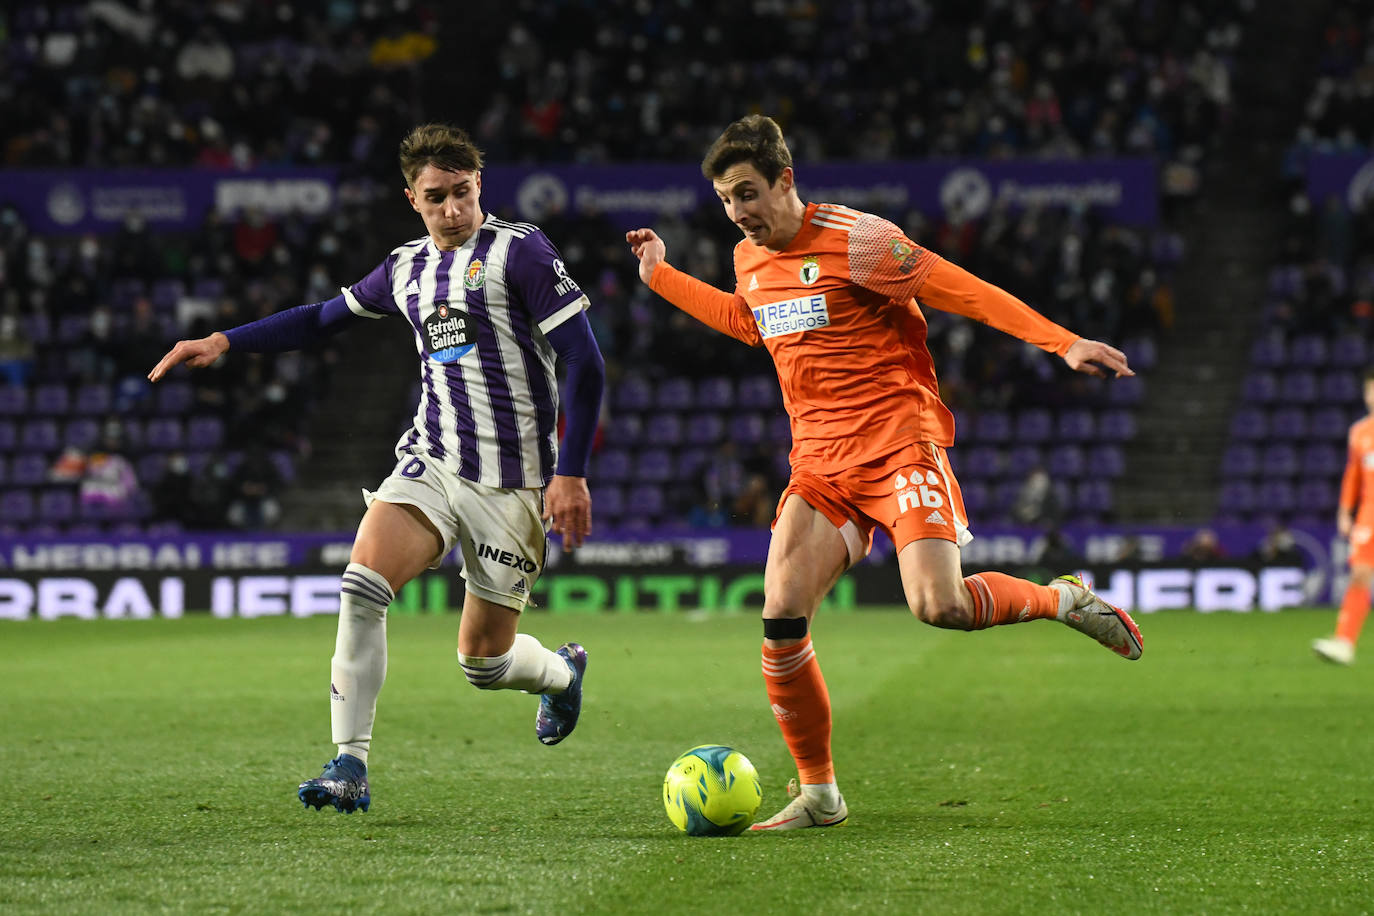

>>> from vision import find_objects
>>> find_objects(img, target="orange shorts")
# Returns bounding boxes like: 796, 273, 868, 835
776, 442, 972, 566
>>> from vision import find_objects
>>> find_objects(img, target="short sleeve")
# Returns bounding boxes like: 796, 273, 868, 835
846, 212, 941, 303
340, 255, 401, 319
507, 229, 590, 335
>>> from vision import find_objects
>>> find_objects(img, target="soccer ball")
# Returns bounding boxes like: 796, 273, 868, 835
662, 745, 762, 837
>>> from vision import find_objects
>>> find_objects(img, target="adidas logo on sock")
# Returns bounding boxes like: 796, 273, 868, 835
330, 682, 345, 701
925, 510, 946, 525
771, 703, 797, 722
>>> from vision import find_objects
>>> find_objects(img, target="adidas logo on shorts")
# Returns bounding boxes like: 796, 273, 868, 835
925, 510, 946, 525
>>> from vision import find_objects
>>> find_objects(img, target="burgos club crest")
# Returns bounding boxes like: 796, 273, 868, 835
424, 300, 475, 363
799, 256, 820, 286
464, 258, 486, 290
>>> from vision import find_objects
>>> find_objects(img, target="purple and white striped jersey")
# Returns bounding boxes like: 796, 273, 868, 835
340, 215, 589, 489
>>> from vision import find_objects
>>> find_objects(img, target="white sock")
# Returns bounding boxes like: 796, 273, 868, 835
330, 563, 394, 764
1050, 579, 1075, 619
801, 782, 841, 808
458, 633, 572, 694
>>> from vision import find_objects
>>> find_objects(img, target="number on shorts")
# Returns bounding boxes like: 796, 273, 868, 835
401, 458, 426, 479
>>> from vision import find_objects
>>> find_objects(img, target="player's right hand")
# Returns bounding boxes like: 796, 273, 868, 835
625, 228, 666, 285
147, 331, 230, 382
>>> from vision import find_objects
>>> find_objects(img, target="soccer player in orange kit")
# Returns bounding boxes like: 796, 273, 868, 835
626, 115, 1144, 830
1313, 368, 1374, 665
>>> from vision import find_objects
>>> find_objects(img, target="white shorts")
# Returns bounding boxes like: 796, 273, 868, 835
364, 454, 547, 611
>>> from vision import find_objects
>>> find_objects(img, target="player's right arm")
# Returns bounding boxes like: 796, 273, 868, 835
625, 228, 761, 346
148, 258, 400, 382
1338, 428, 1362, 537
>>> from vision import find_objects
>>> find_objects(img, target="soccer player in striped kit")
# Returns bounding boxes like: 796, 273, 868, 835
627, 115, 1143, 830
150, 123, 605, 812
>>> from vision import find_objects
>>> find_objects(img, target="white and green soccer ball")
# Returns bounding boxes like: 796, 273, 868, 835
662, 745, 762, 837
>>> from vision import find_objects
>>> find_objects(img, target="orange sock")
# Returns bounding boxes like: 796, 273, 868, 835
963, 571, 1061, 628
761, 635, 834, 784
1335, 584, 1370, 645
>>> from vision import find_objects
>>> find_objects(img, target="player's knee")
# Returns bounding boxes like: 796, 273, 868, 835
907, 592, 975, 630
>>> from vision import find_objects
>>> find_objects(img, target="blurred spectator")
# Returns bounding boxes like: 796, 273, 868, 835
225, 446, 284, 530
1181, 527, 1226, 563
1254, 523, 1304, 566
80, 427, 139, 517
1011, 466, 1063, 528
49, 447, 87, 483
1039, 528, 1080, 571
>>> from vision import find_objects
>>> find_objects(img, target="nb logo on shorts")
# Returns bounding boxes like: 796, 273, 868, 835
895, 470, 945, 515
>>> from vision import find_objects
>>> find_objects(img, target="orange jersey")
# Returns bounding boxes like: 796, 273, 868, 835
650, 201, 1079, 474
1340, 415, 1374, 525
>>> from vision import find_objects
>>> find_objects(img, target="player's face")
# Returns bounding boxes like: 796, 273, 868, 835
405, 165, 483, 250
712, 162, 796, 249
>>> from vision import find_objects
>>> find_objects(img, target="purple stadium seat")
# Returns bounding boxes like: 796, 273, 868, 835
1300, 443, 1343, 477
111, 278, 146, 307
1006, 444, 1043, 478
270, 450, 296, 484
144, 417, 185, 451
11, 452, 48, 486
24, 313, 52, 345
654, 377, 694, 411
64, 418, 100, 450
1047, 444, 1086, 479
1320, 371, 1359, 405
1277, 371, 1318, 404
614, 375, 653, 411
1288, 335, 1328, 368
1122, 337, 1157, 371
73, 382, 113, 415
0, 455, 7, 485
961, 481, 990, 515
695, 376, 734, 410
634, 448, 675, 482
1296, 479, 1336, 512
674, 447, 710, 478
184, 416, 224, 450
644, 413, 685, 446
593, 484, 625, 520
1309, 406, 1348, 440
1221, 444, 1259, 477
1097, 444, 1126, 478
606, 413, 643, 447
684, 412, 725, 444
155, 382, 195, 415
1056, 409, 1096, 442
1075, 480, 1113, 514
1256, 480, 1297, 515
728, 413, 767, 443
767, 413, 791, 445
976, 411, 1012, 443
737, 375, 780, 409
151, 278, 186, 310
1249, 336, 1286, 369
1098, 409, 1136, 441
193, 278, 226, 300
1330, 335, 1369, 368
19, 419, 60, 451
595, 448, 632, 482
1241, 372, 1278, 404
37, 488, 77, 523
959, 446, 1001, 479
1268, 407, 1309, 440
55, 314, 89, 345
1013, 408, 1053, 444
1106, 375, 1146, 406
1260, 443, 1299, 477
992, 481, 1022, 515
0, 386, 26, 415
0, 490, 35, 523
1217, 481, 1257, 514
0, 420, 15, 450
625, 484, 665, 520
137, 453, 168, 484
952, 408, 974, 442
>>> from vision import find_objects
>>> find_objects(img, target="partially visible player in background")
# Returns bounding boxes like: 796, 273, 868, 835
149, 123, 605, 812
627, 114, 1142, 831
1313, 367, 1374, 665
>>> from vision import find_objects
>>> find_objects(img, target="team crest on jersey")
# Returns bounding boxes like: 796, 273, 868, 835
890, 239, 924, 275
424, 300, 476, 363
799, 256, 820, 286
464, 258, 486, 290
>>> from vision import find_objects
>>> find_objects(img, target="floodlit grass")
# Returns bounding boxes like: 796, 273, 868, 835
2, 608, 1371, 914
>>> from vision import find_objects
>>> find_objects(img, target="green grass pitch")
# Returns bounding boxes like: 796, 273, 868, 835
3, 608, 1371, 914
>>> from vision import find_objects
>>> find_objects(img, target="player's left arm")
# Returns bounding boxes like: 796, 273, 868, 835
917, 258, 1133, 379
510, 230, 606, 549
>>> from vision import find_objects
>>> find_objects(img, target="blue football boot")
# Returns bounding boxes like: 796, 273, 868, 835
298, 753, 370, 813
536, 643, 586, 746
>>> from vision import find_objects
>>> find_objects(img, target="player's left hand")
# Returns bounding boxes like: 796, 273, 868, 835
544, 474, 592, 551
1063, 339, 1133, 379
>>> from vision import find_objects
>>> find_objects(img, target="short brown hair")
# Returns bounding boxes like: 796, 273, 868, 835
398, 123, 484, 188
701, 114, 793, 185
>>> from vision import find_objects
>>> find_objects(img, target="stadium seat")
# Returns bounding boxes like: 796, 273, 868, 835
154, 381, 195, 415
1277, 371, 1318, 404
1319, 371, 1359, 405
144, 418, 185, 451
1300, 443, 1342, 477
19, 419, 60, 451
137, 453, 168, 485
614, 375, 653, 411
606, 413, 643, 447
1259, 443, 1298, 477
0, 489, 35, 523
1047, 444, 1086, 479
975, 411, 1012, 443
593, 484, 626, 520
625, 484, 665, 521
737, 376, 780, 409
1309, 406, 1348, 440
728, 413, 767, 444
634, 448, 675, 482
1241, 372, 1278, 404
595, 448, 632, 482
1106, 374, 1146, 406
11, 452, 48, 486
1122, 337, 1157, 371
1296, 479, 1336, 512
0, 386, 27, 415
674, 447, 710, 478
1075, 480, 1114, 514
959, 446, 1001, 479
767, 413, 791, 445
1249, 335, 1286, 369
1268, 407, 1308, 440
72, 383, 113, 415
1330, 335, 1368, 368
1288, 335, 1327, 368
64, 418, 101, 451
1098, 409, 1136, 441
151, 279, 186, 311
36, 487, 76, 523
1097, 444, 1126, 478
1255, 480, 1297, 515
684, 412, 724, 444
32, 383, 70, 415
1006, 445, 1043, 478
1218, 481, 1257, 514
695, 376, 734, 410
961, 480, 990, 515
1221, 444, 1259, 477
1013, 408, 1053, 443
184, 416, 224, 450
0, 420, 15, 450
643, 413, 684, 446
654, 377, 694, 411
1056, 409, 1095, 442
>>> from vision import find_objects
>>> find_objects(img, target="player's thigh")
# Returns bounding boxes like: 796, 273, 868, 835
1350, 562, 1374, 588
351, 500, 445, 593
763, 493, 849, 620
896, 536, 971, 621
457, 592, 521, 657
